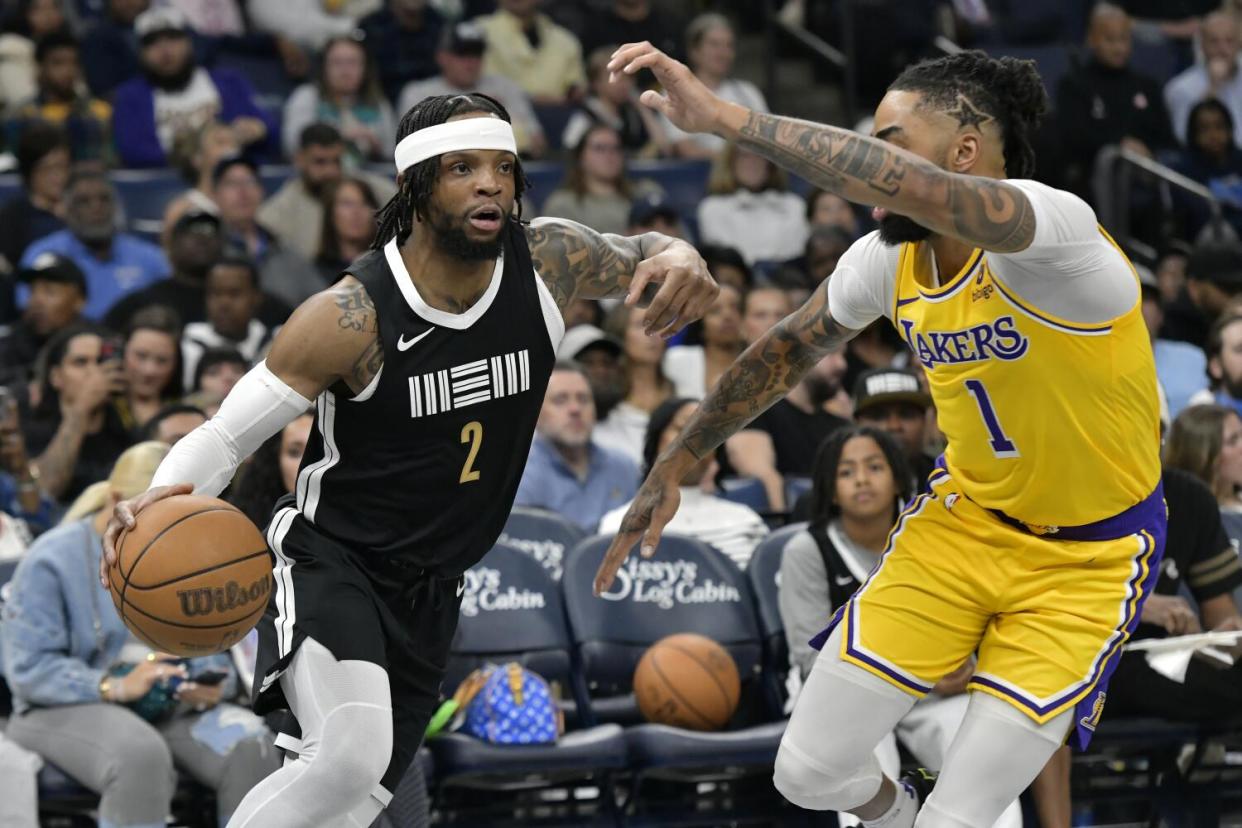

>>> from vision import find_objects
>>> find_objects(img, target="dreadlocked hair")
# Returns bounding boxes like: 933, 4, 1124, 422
888, 50, 1048, 180
372, 93, 529, 250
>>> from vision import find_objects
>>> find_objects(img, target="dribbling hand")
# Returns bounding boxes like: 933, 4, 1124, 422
594, 473, 681, 596
99, 483, 194, 588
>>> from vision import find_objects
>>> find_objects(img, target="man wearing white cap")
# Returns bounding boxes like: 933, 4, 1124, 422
102, 91, 717, 826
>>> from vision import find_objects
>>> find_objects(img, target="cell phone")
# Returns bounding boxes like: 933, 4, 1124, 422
99, 337, 123, 364
192, 670, 230, 686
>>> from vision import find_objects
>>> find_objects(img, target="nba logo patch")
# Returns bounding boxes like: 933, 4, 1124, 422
943, 493, 960, 511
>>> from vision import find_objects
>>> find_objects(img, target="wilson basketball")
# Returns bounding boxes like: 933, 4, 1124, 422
633, 633, 741, 731
107, 494, 272, 657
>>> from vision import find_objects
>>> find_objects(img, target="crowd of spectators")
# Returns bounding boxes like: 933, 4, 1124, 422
0, 0, 1240, 823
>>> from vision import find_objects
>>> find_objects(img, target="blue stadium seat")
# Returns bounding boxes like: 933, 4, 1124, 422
629, 159, 711, 220
562, 534, 785, 785
497, 506, 586, 581
522, 161, 565, 208
746, 523, 806, 712
110, 169, 190, 240
0, 175, 20, 206
432, 543, 627, 798
784, 477, 812, 512
718, 477, 770, 513
533, 104, 578, 152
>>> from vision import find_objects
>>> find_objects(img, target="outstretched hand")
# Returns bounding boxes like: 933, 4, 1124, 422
608, 42, 725, 136
594, 473, 682, 596
100, 483, 194, 588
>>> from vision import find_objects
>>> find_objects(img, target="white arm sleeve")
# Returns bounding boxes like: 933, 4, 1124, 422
825, 231, 901, 330
150, 361, 314, 497
989, 179, 1137, 323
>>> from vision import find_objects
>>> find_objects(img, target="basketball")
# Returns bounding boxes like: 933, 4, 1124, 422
633, 633, 741, 731
106, 494, 272, 657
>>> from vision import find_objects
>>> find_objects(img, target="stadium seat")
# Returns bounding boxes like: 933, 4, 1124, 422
629, 159, 711, 219
498, 506, 586, 581
746, 523, 807, 712
717, 477, 770, 513
522, 161, 565, 207
562, 534, 785, 792
533, 104, 578, 152
432, 543, 627, 803
111, 169, 190, 240
784, 477, 812, 509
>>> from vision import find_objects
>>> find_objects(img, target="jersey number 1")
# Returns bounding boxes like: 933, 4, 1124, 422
964, 379, 1019, 458
460, 421, 483, 483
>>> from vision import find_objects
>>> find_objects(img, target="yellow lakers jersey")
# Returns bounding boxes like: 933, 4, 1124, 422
892, 234, 1161, 528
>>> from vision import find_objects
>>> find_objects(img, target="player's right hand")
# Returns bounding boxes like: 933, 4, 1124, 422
594, 473, 681, 597
608, 42, 724, 135
99, 483, 194, 588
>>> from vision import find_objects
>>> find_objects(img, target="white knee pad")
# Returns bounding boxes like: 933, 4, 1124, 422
774, 624, 918, 812
774, 738, 883, 812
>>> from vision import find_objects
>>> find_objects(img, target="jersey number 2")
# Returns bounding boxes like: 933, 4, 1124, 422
460, 421, 483, 483
963, 379, 1019, 458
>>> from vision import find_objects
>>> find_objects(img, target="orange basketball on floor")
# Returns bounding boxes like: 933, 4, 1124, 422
633, 633, 741, 731
107, 494, 272, 657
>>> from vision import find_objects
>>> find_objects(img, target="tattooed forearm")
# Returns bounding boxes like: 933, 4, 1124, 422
526, 219, 681, 308
674, 286, 855, 460
735, 111, 1036, 253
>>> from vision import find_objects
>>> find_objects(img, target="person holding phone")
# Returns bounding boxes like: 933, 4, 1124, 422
0, 383, 56, 543
22, 324, 134, 502
1, 442, 280, 828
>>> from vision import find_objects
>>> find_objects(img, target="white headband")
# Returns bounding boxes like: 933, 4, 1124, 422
393, 119, 518, 173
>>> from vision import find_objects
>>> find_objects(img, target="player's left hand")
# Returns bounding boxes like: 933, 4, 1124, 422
627, 244, 717, 339
594, 472, 682, 596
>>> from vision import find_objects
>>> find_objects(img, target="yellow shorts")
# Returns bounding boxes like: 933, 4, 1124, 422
809, 467, 1166, 749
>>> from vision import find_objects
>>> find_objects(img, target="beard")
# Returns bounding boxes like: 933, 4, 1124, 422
73, 222, 114, 246
878, 212, 933, 245
423, 201, 506, 261
1223, 372, 1242, 400
143, 58, 196, 92
802, 371, 840, 407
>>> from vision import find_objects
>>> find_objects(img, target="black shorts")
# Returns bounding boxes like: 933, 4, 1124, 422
254, 504, 464, 792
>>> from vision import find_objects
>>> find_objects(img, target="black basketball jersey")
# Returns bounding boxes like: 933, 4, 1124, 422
286, 221, 562, 575
808, 522, 873, 610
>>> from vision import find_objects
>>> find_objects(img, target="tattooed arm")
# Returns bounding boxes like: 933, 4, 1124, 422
100, 277, 381, 583
526, 217, 718, 336
593, 281, 859, 593
608, 42, 1035, 254
265, 276, 384, 398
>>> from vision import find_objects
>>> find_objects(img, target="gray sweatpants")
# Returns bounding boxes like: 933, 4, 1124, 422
0, 728, 41, 827
6, 702, 280, 828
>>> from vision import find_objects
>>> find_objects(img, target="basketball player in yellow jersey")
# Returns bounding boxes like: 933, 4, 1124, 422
595, 44, 1166, 827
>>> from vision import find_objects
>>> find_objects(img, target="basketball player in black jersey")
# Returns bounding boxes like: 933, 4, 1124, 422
99, 93, 717, 827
